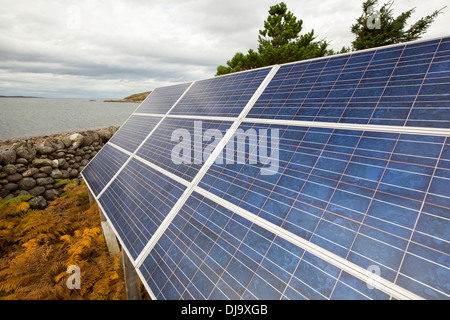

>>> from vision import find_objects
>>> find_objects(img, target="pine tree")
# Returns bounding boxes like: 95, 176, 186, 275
216, 2, 337, 75
351, 0, 445, 50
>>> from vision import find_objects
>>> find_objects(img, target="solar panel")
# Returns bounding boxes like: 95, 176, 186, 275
108, 115, 162, 153
198, 124, 449, 298
98, 158, 187, 260
138, 191, 390, 300
82, 143, 130, 197
247, 37, 450, 128
135, 118, 235, 181
81, 36, 450, 300
169, 67, 271, 117
135, 82, 192, 115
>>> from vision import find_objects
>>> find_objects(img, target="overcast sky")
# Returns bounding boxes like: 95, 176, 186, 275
0, 0, 448, 99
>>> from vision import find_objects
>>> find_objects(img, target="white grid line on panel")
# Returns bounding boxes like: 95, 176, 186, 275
108, 142, 133, 157
240, 118, 450, 137
394, 136, 447, 286
278, 35, 445, 69
136, 267, 158, 300
352, 41, 403, 126
94, 142, 134, 199
404, 38, 442, 125
164, 114, 239, 122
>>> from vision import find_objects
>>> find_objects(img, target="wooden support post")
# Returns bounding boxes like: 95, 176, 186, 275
88, 189, 96, 207
101, 220, 121, 256
88, 190, 121, 256
123, 251, 141, 300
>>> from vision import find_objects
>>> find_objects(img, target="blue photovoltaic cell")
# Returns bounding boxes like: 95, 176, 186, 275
98, 158, 186, 260
139, 192, 389, 300
135, 82, 191, 114
395, 138, 450, 298
169, 68, 271, 117
81, 143, 129, 197
108, 115, 162, 153
198, 122, 450, 299
247, 37, 450, 128
406, 37, 450, 127
136, 118, 234, 181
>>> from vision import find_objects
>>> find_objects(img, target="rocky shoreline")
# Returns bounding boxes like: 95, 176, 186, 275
0, 126, 119, 208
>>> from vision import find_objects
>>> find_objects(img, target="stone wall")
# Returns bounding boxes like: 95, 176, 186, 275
0, 126, 118, 208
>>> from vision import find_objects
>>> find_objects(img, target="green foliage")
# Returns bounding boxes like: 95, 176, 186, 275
216, 2, 339, 75
351, 0, 445, 50
217, 50, 262, 75
55, 178, 78, 185
0, 195, 33, 214
216, 1, 444, 75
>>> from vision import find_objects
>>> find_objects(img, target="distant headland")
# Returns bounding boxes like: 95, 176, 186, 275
0, 95, 43, 98
104, 91, 151, 103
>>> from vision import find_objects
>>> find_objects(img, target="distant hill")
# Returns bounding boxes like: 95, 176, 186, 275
104, 91, 151, 103
0, 95, 42, 98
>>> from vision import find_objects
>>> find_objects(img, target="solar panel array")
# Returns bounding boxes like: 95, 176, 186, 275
82, 37, 450, 300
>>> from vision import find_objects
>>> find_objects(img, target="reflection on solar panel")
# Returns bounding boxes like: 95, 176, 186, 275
82, 143, 129, 197
247, 38, 450, 128
136, 118, 234, 181
136, 82, 192, 115
169, 67, 271, 117
98, 158, 186, 260
140, 191, 391, 300
108, 115, 162, 153
82, 36, 450, 300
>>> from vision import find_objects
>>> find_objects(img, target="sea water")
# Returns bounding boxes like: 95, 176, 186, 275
0, 98, 137, 141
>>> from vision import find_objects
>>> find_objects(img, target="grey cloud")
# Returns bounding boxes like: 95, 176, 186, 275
0, 0, 448, 98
